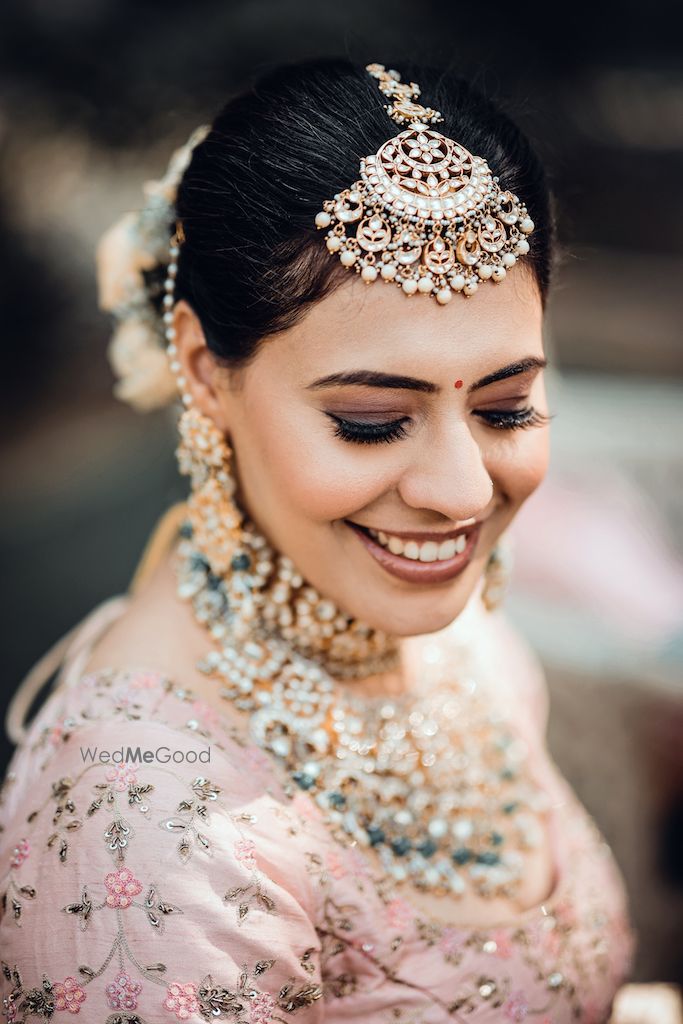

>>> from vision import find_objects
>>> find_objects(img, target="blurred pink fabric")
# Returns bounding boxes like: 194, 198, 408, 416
511, 469, 683, 645
0, 597, 635, 1022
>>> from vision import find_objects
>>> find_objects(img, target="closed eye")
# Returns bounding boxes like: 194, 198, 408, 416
473, 408, 552, 431
325, 413, 411, 445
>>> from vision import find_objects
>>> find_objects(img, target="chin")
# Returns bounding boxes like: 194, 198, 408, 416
343, 568, 482, 637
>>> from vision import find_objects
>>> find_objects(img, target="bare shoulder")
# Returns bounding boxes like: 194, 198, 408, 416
81, 549, 208, 690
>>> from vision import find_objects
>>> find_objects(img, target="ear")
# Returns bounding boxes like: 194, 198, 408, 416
171, 299, 231, 432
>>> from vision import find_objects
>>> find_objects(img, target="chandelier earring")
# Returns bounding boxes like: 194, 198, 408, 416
163, 230, 250, 577
174, 406, 247, 577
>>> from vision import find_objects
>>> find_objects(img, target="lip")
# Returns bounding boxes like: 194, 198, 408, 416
344, 519, 482, 584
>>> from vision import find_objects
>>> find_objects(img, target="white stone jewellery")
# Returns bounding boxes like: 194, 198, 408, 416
173, 521, 549, 901
315, 63, 535, 304
161, 106, 547, 899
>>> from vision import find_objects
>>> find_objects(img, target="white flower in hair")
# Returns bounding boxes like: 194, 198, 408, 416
108, 319, 178, 412
95, 123, 211, 412
95, 211, 158, 314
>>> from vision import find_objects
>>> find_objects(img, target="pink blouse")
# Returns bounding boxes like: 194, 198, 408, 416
0, 596, 635, 1023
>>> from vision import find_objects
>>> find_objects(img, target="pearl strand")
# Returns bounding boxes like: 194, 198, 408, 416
163, 234, 192, 406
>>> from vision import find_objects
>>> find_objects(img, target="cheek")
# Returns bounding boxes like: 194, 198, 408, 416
247, 402, 391, 523
487, 429, 550, 505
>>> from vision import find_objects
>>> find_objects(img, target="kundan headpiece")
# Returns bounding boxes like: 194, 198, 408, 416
315, 63, 535, 304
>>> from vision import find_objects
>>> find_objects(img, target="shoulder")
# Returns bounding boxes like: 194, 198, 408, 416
76, 547, 211, 690
0, 691, 325, 1021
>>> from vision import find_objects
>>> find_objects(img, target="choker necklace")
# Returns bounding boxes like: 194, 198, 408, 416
174, 518, 549, 901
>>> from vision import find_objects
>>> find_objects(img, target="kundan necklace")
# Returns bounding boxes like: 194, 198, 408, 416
174, 513, 549, 902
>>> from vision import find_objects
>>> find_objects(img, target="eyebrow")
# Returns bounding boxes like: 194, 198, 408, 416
305, 357, 547, 394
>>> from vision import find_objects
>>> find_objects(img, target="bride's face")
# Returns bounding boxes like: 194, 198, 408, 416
176, 267, 549, 636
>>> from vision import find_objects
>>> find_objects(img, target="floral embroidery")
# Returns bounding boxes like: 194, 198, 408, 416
10, 839, 30, 869
436, 926, 462, 958
129, 670, 164, 690
485, 929, 514, 959
54, 976, 86, 1014
249, 990, 276, 1022
190, 699, 220, 728
158, 776, 220, 862
504, 989, 530, 1020
142, 883, 183, 932
106, 763, 139, 791
105, 867, 143, 908
163, 980, 199, 1019
47, 717, 71, 747
325, 850, 348, 879
0, 665, 635, 1024
105, 971, 143, 1010
385, 896, 413, 931
0, 964, 54, 1021
233, 839, 257, 869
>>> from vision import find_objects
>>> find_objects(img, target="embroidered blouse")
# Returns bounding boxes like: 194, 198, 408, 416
0, 595, 635, 1023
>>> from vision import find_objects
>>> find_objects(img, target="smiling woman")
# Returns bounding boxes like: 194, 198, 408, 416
0, 58, 636, 1024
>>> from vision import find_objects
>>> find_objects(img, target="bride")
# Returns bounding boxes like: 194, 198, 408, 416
0, 58, 637, 1022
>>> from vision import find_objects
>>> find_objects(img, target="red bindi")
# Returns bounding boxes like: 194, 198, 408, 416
454, 379, 464, 389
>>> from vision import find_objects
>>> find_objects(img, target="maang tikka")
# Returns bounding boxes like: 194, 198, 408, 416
315, 63, 535, 304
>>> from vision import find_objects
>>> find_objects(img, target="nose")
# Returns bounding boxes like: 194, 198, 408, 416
397, 420, 494, 523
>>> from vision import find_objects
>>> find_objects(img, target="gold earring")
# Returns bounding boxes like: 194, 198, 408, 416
175, 406, 246, 575
482, 539, 512, 611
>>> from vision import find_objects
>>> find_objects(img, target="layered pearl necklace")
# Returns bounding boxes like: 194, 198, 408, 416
174, 516, 548, 900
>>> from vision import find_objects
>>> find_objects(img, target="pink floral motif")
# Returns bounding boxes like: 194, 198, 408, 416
190, 699, 220, 728
325, 850, 348, 879
233, 838, 257, 869
488, 929, 514, 959
53, 977, 86, 1014
10, 837, 30, 869
106, 762, 138, 791
113, 686, 135, 708
47, 717, 68, 746
504, 989, 529, 1021
105, 971, 143, 1010
385, 897, 413, 931
541, 923, 562, 958
80, 672, 102, 688
554, 897, 579, 928
163, 981, 199, 1019
249, 990, 276, 1023
437, 926, 462, 957
129, 670, 164, 689
104, 867, 143, 908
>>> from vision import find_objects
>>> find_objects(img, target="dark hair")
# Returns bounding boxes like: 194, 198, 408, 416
174, 57, 556, 371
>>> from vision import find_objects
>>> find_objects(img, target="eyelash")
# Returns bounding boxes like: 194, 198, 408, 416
326, 409, 551, 445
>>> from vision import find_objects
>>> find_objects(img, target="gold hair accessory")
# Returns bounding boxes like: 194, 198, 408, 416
315, 63, 535, 304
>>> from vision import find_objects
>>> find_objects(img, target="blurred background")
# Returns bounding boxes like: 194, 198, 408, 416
0, 0, 681, 986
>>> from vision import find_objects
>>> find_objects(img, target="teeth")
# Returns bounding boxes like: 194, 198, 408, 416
438, 539, 457, 559
364, 526, 470, 562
